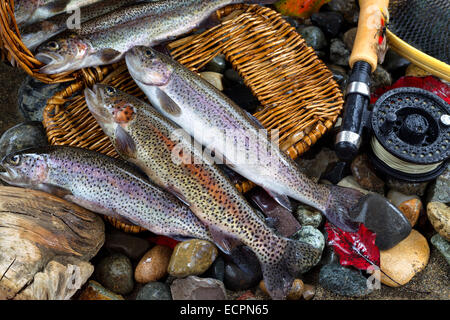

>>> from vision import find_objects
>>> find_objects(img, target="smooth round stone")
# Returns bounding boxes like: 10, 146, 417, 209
202, 256, 225, 282
282, 16, 301, 29
302, 284, 316, 300
311, 11, 344, 37
18, 76, 69, 122
290, 226, 324, 273
104, 232, 150, 260
405, 64, 431, 77
387, 177, 428, 197
342, 27, 357, 50
224, 69, 244, 85
398, 199, 422, 227
295, 147, 339, 183
0, 121, 48, 160
371, 65, 392, 90
427, 166, 449, 203
136, 282, 172, 300
170, 276, 227, 300
205, 55, 226, 74
350, 153, 385, 194
299, 26, 327, 51
200, 72, 224, 91
295, 204, 323, 228
327, 0, 359, 24
224, 247, 262, 291
168, 240, 218, 277
337, 176, 370, 194
427, 202, 450, 241
319, 263, 373, 297
135, 245, 173, 283
95, 253, 134, 295
329, 38, 350, 66
383, 50, 410, 72
327, 64, 348, 91
430, 234, 450, 265
259, 278, 304, 300
78, 280, 124, 300
380, 230, 430, 287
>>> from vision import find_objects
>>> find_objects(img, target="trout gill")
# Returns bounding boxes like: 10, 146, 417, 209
85, 84, 321, 300
35, 0, 277, 74
0, 146, 212, 241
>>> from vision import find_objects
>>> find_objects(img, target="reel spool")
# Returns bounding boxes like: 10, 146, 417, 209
369, 87, 450, 182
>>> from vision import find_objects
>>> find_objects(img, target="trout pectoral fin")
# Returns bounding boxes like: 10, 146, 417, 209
167, 185, 190, 207
115, 125, 137, 158
38, 183, 72, 199
46, 0, 71, 13
208, 224, 241, 255
264, 188, 293, 212
100, 49, 121, 64
154, 88, 181, 116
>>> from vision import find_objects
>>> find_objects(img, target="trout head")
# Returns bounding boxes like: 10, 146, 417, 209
85, 84, 138, 158
36, 32, 94, 74
0, 149, 49, 188
125, 46, 173, 86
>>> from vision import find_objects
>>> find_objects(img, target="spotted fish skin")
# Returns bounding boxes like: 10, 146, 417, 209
85, 84, 321, 300
0, 146, 212, 241
35, 0, 276, 74
126, 46, 367, 232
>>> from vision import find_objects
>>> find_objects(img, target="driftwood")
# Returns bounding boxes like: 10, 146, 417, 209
0, 187, 105, 300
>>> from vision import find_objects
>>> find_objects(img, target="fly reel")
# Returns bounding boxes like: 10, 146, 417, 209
369, 87, 449, 182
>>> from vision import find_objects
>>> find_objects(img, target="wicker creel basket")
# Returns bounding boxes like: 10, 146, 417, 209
43, 4, 343, 233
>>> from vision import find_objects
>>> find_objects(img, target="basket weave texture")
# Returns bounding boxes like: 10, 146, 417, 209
42, 4, 343, 232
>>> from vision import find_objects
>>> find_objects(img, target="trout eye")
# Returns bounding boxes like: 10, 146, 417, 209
47, 41, 59, 51
105, 86, 117, 96
144, 49, 154, 58
8, 155, 21, 166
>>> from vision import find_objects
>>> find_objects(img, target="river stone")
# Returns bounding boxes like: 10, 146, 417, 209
387, 177, 428, 196
427, 166, 450, 203
224, 68, 244, 85
427, 202, 450, 241
329, 38, 350, 66
383, 50, 410, 72
205, 55, 226, 74
302, 284, 316, 300
327, 0, 359, 24
95, 253, 134, 295
387, 190, 422, 226
290, 226, 324, 273
171, 276, 227, 300
319, 263, 373, 297
136, 282, 172, 300
430, 234, 450, 265
224, 246, 262, 291
349, 193, 412, 250
0, 121, 48, 160
371, 65, 392, 90
343, 27, 357, 51
299, 26, 327, 51
380, 230, 430, 287
311, 11, 344, 37
78, 280, 124, 300
104, 232, 150, 260
203, 256, 225, 282
259, 278, 304, 300
337, 176, 370, 194
18, 75, 69, 122
296, 147, 339, 182
350, 154, 385, 194
327, 64, 348, 91
135, 245, 173, 283
405, 64, 432, 77
168, 240, 218, 277
200, 72, 224, 91
295, 204, 323, 228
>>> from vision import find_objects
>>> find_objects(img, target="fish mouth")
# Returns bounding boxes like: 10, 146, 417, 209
35, 52, 69, 74
0, 164, 15, 184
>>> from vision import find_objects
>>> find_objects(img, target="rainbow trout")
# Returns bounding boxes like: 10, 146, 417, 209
85, 84, 321, 300
0, 146, 212, 241
21, 0, 137, 51
126, 46, 370, 232
15, 0, 104, 26
35, 0, 276, 74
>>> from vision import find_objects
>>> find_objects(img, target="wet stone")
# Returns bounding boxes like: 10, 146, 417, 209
302, 284, 316, 300
136, 282, 172, 300
203, 256, 225, 282
371, 65, 392, 91
78, 280, 124, 300
223, 246, 262, 291
200, 72, 224, 91
311, 11, 344, 38
350, 154, 385, 194
329, 38, 350, 66
259, 278, 304, 300
327, 64, 348, 91
387, 177, 428, 197
326, 0, 359, 24
95, 253, 134, 295
296, 147, 339, 182
205, 55, 226, 74
299, 26, 327, 51
171, 276, 227, 300
383, 50, 411, 72
104, 231, 150, 260
135, 245, 173, 283
427, 165, 450, 203
430, 234, 450, 265
342, 27, 357, 51
291, 226, 324, 273
0, 121, 48, 160
319, 263, 373, 297
427, 202, 450, 241
168, 240, 218, 278
337, 176, 370, 194
295, 204, 323, 228
224, 68, 244, 85
405, 64, 432, 77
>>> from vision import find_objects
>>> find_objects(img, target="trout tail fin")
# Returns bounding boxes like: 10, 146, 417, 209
324, 185, 366, 233
259, 237, 321, 300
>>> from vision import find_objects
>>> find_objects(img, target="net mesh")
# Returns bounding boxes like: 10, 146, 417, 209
388, 0, 450, 64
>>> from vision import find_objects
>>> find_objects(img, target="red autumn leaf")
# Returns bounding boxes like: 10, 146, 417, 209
275, 0, 331, 18
371, 75, 450, 105
147, 235, 180, 249
325, 222, 380, 270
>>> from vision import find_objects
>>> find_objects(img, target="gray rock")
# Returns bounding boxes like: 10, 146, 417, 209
327, 0, 359, 24
0, 121, 48, 160
327, 64, 348, 91
224, 68, 244, 85
329, 38, 350, 66
205, 55, 227, 74
223, 246, 262, 291
283, 16, 302, 29
203, 256, 225, 282
342, 27, 358, 51
18, 76, 69, 122
371, 65, 392, 91
319, 263, 373, 297
291, 226, 324, 274
383, 50, 411, 72
311, 12, 344, 38
430, 234, 450, 265
427, 165, 450, 203
104, 231, 151, 260
295, 147, 339, 182
171, 276, 227, 300
387, 177, 429, 197
95, 253, 134, 295
136, 282, 172, 300
295, 204, 323, 228
299, 26, 327, 51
